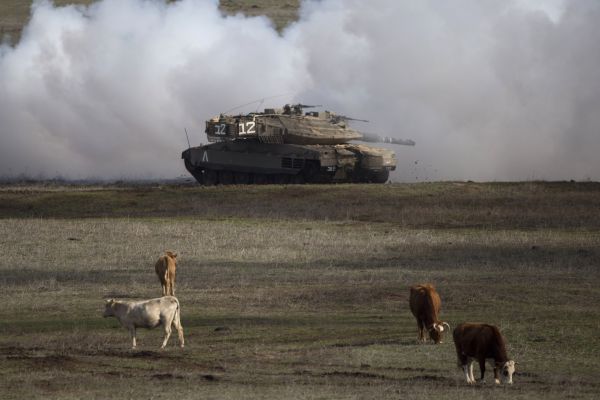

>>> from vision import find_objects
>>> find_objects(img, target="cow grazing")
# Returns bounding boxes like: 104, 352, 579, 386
453, 322, 516, 384
155, 251, 178, 296
103, 296, 184, 349
409, 284, 450, 344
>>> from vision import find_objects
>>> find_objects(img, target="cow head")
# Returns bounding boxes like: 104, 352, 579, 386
103, 299, 116, 317
429, 322, 451, 343
165, 251, 178, 264
498, 360, 516, 384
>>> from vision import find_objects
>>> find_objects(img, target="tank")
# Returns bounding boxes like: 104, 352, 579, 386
181, 104, 415, 185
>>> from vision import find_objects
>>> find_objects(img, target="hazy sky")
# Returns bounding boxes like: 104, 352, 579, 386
1, 0, 598, 181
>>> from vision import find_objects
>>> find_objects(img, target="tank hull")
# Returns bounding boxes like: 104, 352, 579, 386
182, 141, 395, 185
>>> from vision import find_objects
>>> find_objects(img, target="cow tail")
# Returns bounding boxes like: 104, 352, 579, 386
174, 297, 181, 327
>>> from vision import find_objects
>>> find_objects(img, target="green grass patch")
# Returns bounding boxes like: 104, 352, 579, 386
0, 182, 599, 398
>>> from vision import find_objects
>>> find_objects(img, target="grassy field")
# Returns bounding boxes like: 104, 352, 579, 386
0, 0, 96, 42
0, 181, 599, 399
0, 0, 299, 43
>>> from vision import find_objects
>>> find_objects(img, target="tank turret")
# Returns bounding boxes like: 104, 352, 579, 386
182, 104, 415, 185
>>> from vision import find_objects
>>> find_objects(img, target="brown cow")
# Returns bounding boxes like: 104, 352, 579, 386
453, 322, 516, 384
155, 251, 178, 296
409, 284, 450, 344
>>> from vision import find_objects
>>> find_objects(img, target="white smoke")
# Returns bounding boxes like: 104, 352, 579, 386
1, 0, 599, 181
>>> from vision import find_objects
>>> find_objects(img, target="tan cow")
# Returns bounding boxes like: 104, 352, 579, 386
155, 251, 178, 296
409, 284, 450, 344
103, 296, 184, 349
453, 322, 516, 384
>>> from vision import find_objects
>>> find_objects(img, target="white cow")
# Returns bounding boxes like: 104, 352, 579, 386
103, 296, 184, 349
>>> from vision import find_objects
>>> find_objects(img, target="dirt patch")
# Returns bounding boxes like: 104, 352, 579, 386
4, 351, 79, 371
100, 371, 136, 379
401, 375, 456, 385
150, 372, 219, 381
152, 373, 185, 380
7, 353, 73, 364
411, 375, 449, 381
0, 345, 43, 356
129, 350, 163, 359
329, 339, 405, 349
291, 370, 391, 381
322, 371, 388, 380
33, 379, 63, 392
201, 374, 219, 381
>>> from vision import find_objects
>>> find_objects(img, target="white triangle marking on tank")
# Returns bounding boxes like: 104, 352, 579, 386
202, 151, 208, 162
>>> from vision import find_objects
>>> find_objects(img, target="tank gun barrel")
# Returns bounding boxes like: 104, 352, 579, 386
337, 115, 369, 123
360, 132, 416, 146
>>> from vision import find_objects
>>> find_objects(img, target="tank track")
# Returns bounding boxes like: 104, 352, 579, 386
184, 160, 389, 185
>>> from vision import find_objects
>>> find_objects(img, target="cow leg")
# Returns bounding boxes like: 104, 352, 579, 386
478, 358, 486, 382
462, 359, 475, 384
129, 327, 137, 349
173, 318, 185, 348
417, 319, 425, 342
469, 361, 476, 383
160, 325, 171, 349
165, 277, 172, 296
160, 319, 173, 349
494, 365, 501, 384
171, 303, 185, 348
462, 364, 472, 384
456, 349, 469, 383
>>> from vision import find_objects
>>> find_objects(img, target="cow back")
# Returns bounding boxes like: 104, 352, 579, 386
453, 323, 508, 362
409, 284, 441, 321
155, 253, 177, 279
155, 255, 169, 282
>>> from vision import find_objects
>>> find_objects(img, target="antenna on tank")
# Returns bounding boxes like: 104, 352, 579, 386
222, 92, 295, 114
255, 98, 265, 113
184, 128, 191, 149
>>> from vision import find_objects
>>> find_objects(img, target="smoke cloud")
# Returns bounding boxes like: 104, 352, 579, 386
1, 0, 599, 181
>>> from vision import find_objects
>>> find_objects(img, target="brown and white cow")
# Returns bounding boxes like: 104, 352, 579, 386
155, 251, 178, 297
103, 296, 184, 349
409, 284, 450, 343
453, 322, 516, 384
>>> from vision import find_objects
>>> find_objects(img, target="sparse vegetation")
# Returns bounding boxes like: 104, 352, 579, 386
2, 2, 598, 397
0, 0, 96, 43
0, 182, 599, 399
0, 0, 299, 44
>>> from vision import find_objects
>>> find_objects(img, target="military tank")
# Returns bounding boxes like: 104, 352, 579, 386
181, 104, 415, 185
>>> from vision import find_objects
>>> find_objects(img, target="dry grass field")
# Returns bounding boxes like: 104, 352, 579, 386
0, 0, 96, 42
0, 0, 299, 43
0, 181, 599, 399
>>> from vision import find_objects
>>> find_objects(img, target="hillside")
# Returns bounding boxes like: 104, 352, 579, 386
0, 0, 299, 44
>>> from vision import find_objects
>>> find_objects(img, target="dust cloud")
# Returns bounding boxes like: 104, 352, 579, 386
1, 0, 598, 181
